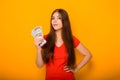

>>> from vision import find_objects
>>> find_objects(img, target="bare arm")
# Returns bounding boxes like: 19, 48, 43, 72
34, 37, 44, 68
64, 43, 92, 73
74, 43, 92, 72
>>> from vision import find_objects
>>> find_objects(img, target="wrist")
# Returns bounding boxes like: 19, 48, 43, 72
74, 67, 78, 73
37, 46, 42, 51
74, 69, 77, 73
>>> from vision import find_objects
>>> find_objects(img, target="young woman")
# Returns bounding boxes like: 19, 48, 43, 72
34, 9, 92, 80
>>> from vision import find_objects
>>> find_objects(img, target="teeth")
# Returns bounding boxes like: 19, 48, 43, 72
54, 24, 58, 26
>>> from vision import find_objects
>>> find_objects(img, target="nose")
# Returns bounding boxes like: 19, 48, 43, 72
53, 18, 58, 23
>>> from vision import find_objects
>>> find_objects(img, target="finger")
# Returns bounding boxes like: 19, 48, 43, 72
64, 67, 70, 71
65, 69, 73, 72
35, 33, 39, 37
64, 66, 74, 73
34, 39, 41, 45
64, 66, 71, 71
64, 66, 70, 69
34, 36, 40, 40
66, 69, 74, 73
34, 37, 43, 42
64, 66, 69, 68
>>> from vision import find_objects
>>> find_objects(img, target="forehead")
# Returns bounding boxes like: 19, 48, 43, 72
52, 12, 61, 17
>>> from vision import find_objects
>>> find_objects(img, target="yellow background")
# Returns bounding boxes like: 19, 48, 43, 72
0, 0, 120, 80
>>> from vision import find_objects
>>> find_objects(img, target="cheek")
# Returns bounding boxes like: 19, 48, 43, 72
51, 20, 53, 25
59, 20, 63, 25
60, 22, 63, 28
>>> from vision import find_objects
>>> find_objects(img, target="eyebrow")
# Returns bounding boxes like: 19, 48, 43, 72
52, 15, 62, 18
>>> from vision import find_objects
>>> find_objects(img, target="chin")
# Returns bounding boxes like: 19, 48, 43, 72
54, 27, 62, 31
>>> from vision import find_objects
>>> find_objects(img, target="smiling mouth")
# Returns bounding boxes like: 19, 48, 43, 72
53, 24, 58, 26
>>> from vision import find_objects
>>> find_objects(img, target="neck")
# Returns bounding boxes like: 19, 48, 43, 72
55, 29, 62, 39
55, 29, 63, 45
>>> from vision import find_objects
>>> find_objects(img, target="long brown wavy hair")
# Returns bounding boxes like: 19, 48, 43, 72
42, 9, 76, 67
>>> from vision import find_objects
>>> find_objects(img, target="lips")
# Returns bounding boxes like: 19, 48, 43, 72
53, 24, 58, 26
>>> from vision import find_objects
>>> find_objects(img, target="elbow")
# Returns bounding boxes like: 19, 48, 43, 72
88, 52, 92, 60
36, 62, 44, 68
84, 51, 92, 60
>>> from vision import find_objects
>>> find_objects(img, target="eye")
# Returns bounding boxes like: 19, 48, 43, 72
51, 17, 55, 20
58, 17, 62, 20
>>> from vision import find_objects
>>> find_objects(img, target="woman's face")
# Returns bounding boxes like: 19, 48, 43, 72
51, 12, 63, 31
